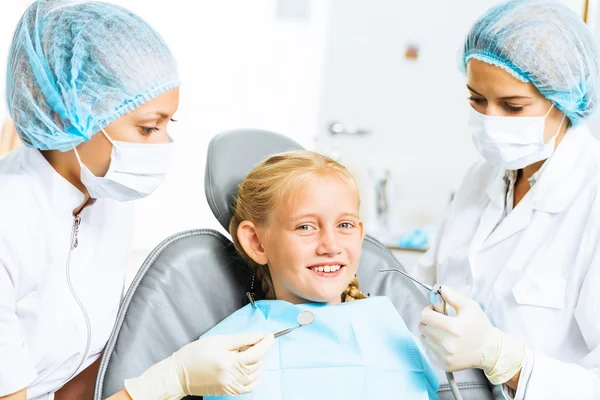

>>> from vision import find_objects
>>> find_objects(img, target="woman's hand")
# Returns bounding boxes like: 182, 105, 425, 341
124, 332, 274, 399
418, 286, 526, 386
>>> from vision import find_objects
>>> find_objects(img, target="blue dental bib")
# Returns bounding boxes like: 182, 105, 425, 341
202, 297, 439, 400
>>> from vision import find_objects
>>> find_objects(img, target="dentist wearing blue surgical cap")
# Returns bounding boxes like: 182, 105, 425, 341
413, 0, 600, 399
0, 1, 273, 400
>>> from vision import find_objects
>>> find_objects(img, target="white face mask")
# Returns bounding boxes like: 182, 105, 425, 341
469, 104, 566, 170
73, 129, 174, 201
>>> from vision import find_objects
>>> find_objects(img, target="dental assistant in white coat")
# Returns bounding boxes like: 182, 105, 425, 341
414, 1, 600, 399
0, 2, 273, 400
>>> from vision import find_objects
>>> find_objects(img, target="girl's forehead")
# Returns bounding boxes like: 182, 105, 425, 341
271, 177, 359, 221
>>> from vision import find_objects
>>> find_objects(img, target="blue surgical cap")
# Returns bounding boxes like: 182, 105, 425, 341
461, 0, 600, 125
6, 0, 180, 151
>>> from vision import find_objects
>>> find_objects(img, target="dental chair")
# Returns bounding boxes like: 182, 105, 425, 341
94, 129, 493, 400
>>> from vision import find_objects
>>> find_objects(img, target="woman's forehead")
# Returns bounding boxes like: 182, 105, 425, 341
467, 59, 540, 98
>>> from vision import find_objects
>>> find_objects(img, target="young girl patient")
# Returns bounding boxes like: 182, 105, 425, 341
203, 150, 439, 399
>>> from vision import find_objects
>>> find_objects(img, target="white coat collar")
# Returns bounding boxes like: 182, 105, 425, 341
25, 147, 87, 218
532, 124, 594, 213
484, 169, 506, 209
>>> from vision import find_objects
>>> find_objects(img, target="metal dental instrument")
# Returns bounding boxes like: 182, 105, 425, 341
237, 310, 315, 352
380, 267, 433, 291
274, 310, 315, 338
380, 267, 462, 400
379, 268, 446, 314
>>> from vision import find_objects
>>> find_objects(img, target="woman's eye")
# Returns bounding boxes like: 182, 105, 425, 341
297, 225, 315, 231
503, 103, 524, 113
469, 96, 486, 104
140, 126, 159, 135
338, 222, 354, 229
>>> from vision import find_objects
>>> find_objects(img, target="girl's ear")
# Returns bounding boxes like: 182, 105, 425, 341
237, 220, 269, 265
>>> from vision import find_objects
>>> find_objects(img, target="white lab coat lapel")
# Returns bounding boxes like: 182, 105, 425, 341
467, 169, 505, 276
531, 126, 591, 215
481, 190, 534, 251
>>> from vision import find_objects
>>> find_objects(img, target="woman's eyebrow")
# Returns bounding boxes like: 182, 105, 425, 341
499, 95, 532, 100
467, 85, 532, 100
138, 111, 170, 121
466, 85, 483, 96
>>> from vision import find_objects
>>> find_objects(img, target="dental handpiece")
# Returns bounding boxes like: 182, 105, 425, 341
429, 283, 447, 314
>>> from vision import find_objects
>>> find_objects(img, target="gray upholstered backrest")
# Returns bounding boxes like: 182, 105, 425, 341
205, 129, 303, 231
94, 230, 249, 398
95, 129, 492, 399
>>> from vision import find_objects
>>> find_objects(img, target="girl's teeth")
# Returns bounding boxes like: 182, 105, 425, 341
312, 265, 341, 273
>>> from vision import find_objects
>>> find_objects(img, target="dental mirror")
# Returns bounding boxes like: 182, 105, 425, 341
275, 310, 315, 338
237, 310, 315, 352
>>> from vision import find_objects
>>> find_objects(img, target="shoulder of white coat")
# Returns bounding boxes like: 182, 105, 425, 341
452, 159, 498, 202
102, 197, 136, 228
462, 159, 498, 181
578, 125, 600, 162
0, 149, 41, 229
575, 126, 600, 227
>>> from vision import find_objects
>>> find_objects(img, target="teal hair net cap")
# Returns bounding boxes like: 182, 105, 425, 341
460, 0, 600, 125
6, 0, 180, 151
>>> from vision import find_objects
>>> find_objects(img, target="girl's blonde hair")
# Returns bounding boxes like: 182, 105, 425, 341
229, 150, 367, 302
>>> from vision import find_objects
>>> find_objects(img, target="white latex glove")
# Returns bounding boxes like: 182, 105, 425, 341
418, 286, 526, 385
124, 332, 275, 399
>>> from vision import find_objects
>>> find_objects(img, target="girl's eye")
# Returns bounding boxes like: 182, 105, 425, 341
297, 225, 315, 231
338, 222, 354, 229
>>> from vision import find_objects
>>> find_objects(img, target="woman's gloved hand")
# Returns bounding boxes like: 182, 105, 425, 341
124, 332, 275, 399
418, 286, 526, 385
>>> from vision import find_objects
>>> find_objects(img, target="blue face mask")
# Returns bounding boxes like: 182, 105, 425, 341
73, 129, 174, 201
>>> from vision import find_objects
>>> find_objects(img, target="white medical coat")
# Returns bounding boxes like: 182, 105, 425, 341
0, 147, 134, 399
413, 124, 600, 399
